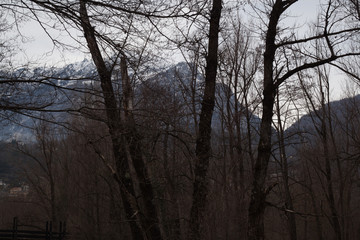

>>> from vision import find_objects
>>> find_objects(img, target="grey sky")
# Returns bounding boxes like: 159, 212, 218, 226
15, 0, 321, 65
12, 0, 350, 99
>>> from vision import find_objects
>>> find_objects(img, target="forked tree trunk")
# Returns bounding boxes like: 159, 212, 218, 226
247, 1, 283, 239
79, 1, 162, 239
120, 56, 163, 240
247, 1, 294, 239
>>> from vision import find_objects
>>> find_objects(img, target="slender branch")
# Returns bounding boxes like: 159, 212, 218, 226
275, 52, 360, 88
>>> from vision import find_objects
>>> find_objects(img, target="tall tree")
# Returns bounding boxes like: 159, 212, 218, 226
247, 1, 360, 239
189, 0, 222, 239
79, 1, 163, 239
273, 84, 299, 240
299, 65, 342, 240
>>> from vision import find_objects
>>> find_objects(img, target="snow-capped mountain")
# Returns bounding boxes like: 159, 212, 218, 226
0, 59, 262, 143
0, 59, 96, 142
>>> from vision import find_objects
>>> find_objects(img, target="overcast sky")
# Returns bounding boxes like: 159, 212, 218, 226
11, 0, 350, 100
14, 0, 320, 64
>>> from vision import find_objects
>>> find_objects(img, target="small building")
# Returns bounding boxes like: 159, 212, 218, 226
9, 187, 23, 196
9, 185, 29, 197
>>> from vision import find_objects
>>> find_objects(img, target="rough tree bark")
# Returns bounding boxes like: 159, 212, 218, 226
189, 0, 222, 239
120, 55, 163, 240
247, 1, 286, 239
79, 1, 162, 239
246, 0, 356, 238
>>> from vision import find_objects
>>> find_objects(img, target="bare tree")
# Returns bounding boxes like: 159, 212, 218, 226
3, 1, 218, 239
214, 17, 262, 238
247, 1, 360, 239
272, 80, 302, 240
189, 1, 222, 239
17, 120, 68, 225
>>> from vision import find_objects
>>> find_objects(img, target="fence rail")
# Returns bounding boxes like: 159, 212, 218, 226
0, 218, 67, 240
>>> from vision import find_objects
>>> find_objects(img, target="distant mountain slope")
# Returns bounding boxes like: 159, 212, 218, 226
0, 60, 262, 143
137, 62, 262, 139
0, 59, 97, 142
284, 94, 360, 156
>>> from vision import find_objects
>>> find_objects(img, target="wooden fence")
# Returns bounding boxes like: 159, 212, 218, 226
0, 218, 67, 240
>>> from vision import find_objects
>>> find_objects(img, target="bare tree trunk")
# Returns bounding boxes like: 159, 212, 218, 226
309, 187, 324, 240
79, 2, 162, 239
303, 157, 324, 240
299, 65, 342, 240
307, 67, 342, 240
120, 56, 163, 240
321, 120, 342, 240
189, 0, 222, 239
162, 123, 182, 240
326, 93, 346, 240
49, 161, 57, 224
318, 89, 342, 240
247, 1, 284, 239
275, 94, 297, 240
233, 73, 244, 192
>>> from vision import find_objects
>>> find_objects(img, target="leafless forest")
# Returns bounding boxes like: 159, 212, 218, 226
0, 1, 360, 240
